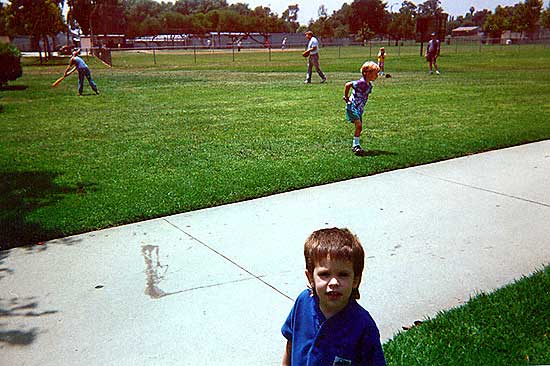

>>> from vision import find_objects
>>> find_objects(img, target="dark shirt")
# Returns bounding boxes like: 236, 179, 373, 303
282, 289, 386, 366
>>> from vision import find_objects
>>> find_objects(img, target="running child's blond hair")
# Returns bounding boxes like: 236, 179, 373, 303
361, 61, 380, 75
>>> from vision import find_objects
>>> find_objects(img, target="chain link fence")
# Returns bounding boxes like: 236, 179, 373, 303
97, 37, 550, 67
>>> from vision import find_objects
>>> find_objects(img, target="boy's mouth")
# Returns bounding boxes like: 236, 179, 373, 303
326, 291, 342, 300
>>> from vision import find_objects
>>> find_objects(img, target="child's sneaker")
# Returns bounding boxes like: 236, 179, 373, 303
435, 70, 440, 75
352, 145, 365, 156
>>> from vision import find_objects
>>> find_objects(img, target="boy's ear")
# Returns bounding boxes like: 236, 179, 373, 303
305, 269, 314, 286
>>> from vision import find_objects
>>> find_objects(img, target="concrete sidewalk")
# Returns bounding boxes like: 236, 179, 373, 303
1, 141, 549, 365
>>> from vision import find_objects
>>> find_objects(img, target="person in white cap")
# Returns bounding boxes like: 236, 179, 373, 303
426, 32, 441, 75
64, 49, 99, 95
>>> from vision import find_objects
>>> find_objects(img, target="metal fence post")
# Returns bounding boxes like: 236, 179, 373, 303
153, 48, 156, 65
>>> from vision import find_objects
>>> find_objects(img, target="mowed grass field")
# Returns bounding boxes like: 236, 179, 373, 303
1, 44, 550, 248
1, 44, 550, 365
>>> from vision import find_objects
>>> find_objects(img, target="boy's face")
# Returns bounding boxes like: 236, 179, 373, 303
306, 257, 360, 319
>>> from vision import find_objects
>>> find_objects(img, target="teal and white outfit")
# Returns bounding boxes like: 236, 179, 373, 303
346, 77, 373, 123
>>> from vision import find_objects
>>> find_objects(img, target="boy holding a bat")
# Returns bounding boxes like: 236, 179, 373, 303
63, 49, 99, 96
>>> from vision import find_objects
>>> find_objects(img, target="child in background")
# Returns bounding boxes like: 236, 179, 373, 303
64, 49, 99, 96
281, 227, 386, 366
377, 47, 385, 76
343, 61, 380, 156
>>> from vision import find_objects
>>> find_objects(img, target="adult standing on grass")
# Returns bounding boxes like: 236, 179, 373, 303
303, 30, 327, 84
426, 32, 441, 75
64, 49, 99, 96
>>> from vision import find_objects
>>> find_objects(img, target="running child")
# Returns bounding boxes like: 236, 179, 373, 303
343, 61, 380, 156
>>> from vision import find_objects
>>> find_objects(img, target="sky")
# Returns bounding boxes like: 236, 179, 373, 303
226, 0, 550, 24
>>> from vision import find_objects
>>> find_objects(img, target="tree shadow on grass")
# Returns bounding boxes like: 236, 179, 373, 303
0, 171, 93, 250
357, 149, 397, 157
0, 85, 28, 91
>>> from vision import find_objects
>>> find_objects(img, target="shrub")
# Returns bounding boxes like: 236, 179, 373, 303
0, 42, 22, 87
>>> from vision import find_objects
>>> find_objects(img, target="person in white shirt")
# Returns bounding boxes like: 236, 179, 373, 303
426, 32, 441, 75
304, 31, 327, 84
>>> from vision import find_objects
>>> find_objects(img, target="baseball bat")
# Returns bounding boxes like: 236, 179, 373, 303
52, 67, 76, 88
52, 75, 66, 88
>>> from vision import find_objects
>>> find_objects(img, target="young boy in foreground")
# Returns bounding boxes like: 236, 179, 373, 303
281, 228, 386, 366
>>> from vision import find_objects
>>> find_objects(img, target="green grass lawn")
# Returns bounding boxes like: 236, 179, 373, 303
384, 266, 550, 365
1, 44, 549, 364
1, 45, 550, 247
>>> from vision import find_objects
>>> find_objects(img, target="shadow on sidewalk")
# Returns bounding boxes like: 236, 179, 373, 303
0, 251, 59, 348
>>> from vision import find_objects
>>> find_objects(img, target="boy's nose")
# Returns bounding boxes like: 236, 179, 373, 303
328, 277, 339, 287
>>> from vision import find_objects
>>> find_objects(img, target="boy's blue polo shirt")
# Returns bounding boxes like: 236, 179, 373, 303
282, 289, 386, 366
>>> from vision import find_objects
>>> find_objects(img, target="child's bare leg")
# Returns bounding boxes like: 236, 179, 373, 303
352, 119, 363, 150
354, 120, 362, 138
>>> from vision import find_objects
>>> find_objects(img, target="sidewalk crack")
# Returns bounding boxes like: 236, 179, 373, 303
163, 219, 293, 301
414, 172, 549, 208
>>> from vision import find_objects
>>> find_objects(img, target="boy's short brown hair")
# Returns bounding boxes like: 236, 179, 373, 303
304, 227, 365, 299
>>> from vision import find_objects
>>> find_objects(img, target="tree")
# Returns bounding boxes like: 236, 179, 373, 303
472, 9, 491, 27
388, 1, 417, 42
511, 0, 543, 37
417, 0, 443, 16
67, 0, 93, 34
484, 5, 513, 38
309, 14, 334, 40
227, 2, 251, 16
172, 0, 227, 15
330, 3, 352, 38
69, 0, 127, 37
6, 0, 65, 60
349, 0, 387, 42
91, 0, 127, 36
